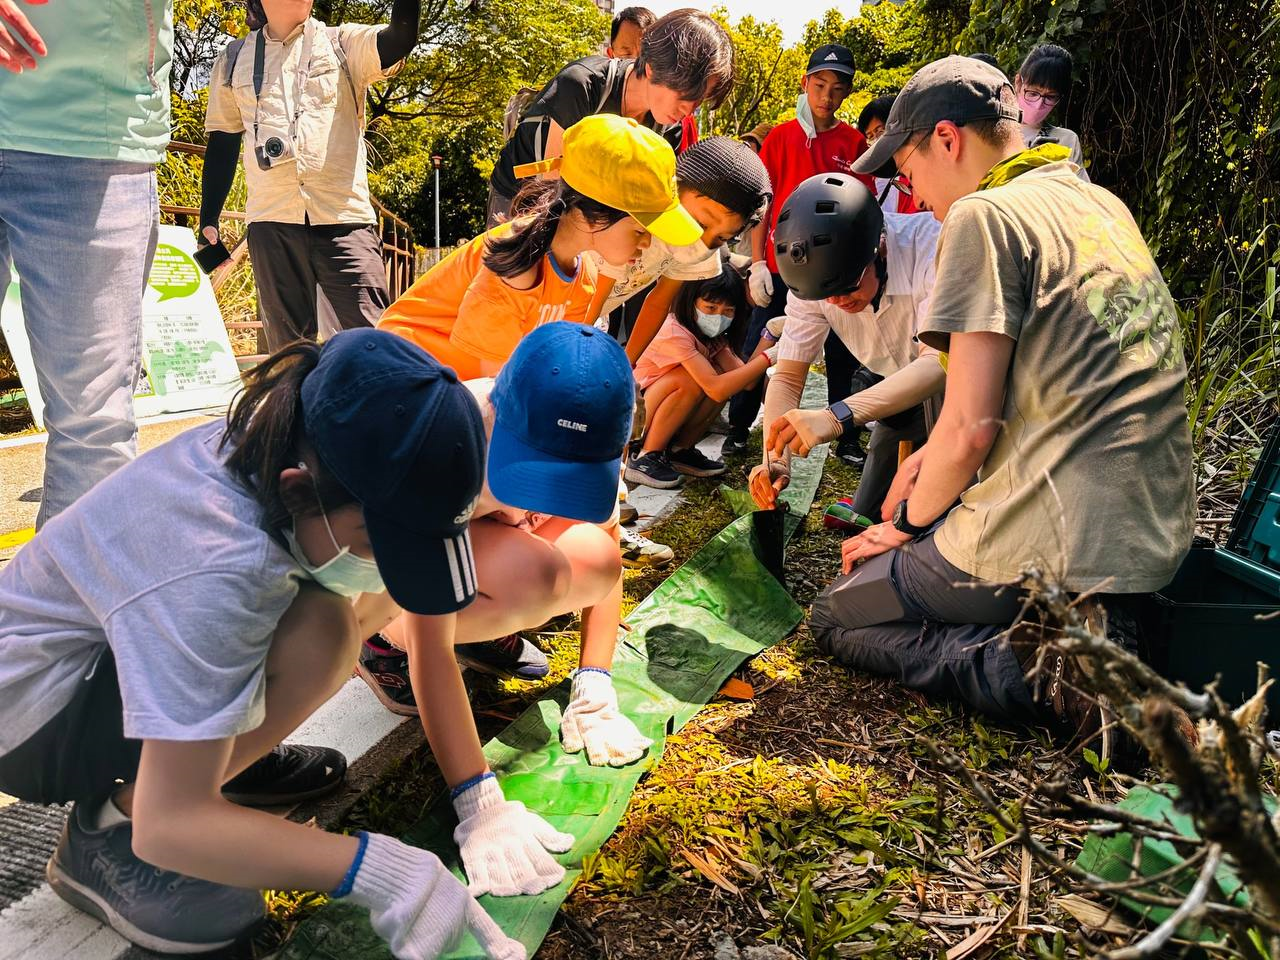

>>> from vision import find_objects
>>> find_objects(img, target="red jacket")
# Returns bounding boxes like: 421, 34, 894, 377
759, 118, 874, 272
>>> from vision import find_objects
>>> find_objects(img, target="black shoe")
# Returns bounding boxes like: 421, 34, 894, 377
356, 633, 418, 716
618, 496, 639, 525
221, 743, 347, 806
721, 431, 751, 455
624, 450, 684, 489
456, 633, 549, 680
47, 802, 265, 954
835, 435, 866, 468
667, 446, 726, 478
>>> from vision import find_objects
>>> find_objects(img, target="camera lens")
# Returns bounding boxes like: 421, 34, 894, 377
264, 137, 285, 159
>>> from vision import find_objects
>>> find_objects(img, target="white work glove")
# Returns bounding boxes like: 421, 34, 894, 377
452, 775, 574, 897
560, 668, 653, 767
763, 315, 787, 342
762, 344, 780, 365
748, 260, 774, 305
767, 407, 843, 458
345, 832, 526, 960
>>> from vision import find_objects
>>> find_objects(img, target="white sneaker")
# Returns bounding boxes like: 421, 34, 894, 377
619, 525, 675, 568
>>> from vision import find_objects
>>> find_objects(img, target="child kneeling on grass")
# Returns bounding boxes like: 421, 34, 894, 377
626, 261, 780, 489
359, 322, 655, 774
0, 330, 527, 959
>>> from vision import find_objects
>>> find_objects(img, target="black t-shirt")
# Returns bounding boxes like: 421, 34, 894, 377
491, 55, 682, 201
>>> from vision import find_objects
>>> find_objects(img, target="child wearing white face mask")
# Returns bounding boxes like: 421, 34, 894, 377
627, 262, 778, 487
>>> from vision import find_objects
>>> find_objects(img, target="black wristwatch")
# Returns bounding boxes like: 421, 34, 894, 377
827, 400, 855, 429
891, 499, 931, 538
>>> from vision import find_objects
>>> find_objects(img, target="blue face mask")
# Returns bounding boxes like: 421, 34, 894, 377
796, 92, 817, 143
695, 309, 733, 339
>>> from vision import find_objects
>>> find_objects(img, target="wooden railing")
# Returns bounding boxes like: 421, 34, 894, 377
160, 141, 419, 364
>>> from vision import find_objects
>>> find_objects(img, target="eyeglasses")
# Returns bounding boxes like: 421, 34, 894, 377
888, 174, 912, 197
1020, 89, 1061, 107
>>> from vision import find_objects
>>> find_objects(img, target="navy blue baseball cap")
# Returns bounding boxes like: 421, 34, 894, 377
487, 322, 635, 524
301, 329, 486, 616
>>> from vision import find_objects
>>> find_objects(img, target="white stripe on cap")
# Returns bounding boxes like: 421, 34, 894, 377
446, 537, 466, 603
458, 530, 477, 596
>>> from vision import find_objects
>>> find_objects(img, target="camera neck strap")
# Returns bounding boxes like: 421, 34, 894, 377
252, 19, 317, 145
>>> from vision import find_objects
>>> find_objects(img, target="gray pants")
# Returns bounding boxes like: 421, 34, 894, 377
247, 221, 389, 351
810, 527, 1037, 721
850, 405, 929, 518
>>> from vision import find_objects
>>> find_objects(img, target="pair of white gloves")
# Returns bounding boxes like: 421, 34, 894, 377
343, 671, 649, 959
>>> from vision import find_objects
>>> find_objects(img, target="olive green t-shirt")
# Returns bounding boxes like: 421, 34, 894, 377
919, 161, 1194, 593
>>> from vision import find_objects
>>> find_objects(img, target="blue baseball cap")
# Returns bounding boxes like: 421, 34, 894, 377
301, 329, 486, 615
488, 323, 635, 524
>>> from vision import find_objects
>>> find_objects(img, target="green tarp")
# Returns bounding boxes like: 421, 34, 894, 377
281, 379, 832, 960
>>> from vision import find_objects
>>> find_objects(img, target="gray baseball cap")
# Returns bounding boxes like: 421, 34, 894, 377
853, 55, 1019, 179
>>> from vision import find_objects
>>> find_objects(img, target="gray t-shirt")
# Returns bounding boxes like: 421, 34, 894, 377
919, 161, 1194, 593
0, 422, 302, 753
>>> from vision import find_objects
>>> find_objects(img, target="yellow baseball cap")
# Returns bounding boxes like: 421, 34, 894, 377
513, 114, 702, 247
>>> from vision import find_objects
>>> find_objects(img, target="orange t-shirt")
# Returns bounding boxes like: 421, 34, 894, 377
378, 222, 599, 380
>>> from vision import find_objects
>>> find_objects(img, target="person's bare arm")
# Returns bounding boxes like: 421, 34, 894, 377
131, 738, 357, 892
625, 276, 684, 365
681, 350, 771, 404
585, 276, 616, 327
401, 612, 488, 786
902, 331, 1012, 526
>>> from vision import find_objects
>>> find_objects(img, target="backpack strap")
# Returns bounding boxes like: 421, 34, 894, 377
521, 57, 626, 163
324, 25, 363, 127
223, 35, 246, 87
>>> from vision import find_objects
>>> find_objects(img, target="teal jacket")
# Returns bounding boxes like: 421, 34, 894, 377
0, 0, 173, 164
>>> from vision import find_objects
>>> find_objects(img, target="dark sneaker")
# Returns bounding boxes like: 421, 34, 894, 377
619, 525, 675, 568
222, 743, 347, 806
835, 435, 866, 468
624, 450, 684, 489
456, 633, 549, 680
721, 431, 751, 455
355, 633, 418, 717
47, 802, 265, 954
667, 446, 726, 478
618, 496, 639, 526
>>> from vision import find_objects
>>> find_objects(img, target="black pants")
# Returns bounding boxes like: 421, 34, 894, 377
728, 272, 788, 436
824, 331, 861, 409
0, 648, 140, 804
850, 404, 929, 517
810, 527, 1037, 721
247, 221, 389, 352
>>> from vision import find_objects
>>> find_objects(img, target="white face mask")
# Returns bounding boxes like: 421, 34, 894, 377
694, 309, 733, 339
284, 465, 385, 596
796, 92, 817, 143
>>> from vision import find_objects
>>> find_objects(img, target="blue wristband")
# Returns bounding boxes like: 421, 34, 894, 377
575, 666, 611, 678
449, 771, 496, 801
330, 830, 370, 899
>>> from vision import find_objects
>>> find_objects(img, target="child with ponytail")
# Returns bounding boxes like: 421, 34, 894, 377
0, 330, 525, 959
379, 112, 702, 381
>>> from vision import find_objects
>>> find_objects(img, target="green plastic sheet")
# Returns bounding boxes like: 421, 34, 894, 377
1075, 783, 1274, 940
281, 379, 831, 960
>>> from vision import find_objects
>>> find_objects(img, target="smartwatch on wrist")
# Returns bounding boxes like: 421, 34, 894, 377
891, 499, 931, 538
828, 400, 854, 429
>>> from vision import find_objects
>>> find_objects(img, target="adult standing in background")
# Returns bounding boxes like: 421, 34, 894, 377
199, 0, 420, 351
0, 0, 173, 528
605, 6, 654, 58
1014, 43, 1089, 182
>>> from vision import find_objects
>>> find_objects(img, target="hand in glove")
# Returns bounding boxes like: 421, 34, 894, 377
762, 315, 787, 343
767, 407, 842, 458
560, 668, 653, 767
452, 775, 574, 897
345, 832, 526, 960
748, 260, 774, 306
749, 458, 791, 510
762, 344, 779, 366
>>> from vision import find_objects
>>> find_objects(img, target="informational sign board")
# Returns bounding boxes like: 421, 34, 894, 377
1, 225, 241, 429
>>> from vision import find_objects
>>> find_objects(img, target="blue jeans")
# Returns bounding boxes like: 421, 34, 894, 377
0, 150, 157, 527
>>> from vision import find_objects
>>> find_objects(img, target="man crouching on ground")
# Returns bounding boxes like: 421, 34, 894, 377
808, 56, 1194, 728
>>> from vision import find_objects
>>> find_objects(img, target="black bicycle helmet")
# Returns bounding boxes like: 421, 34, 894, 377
773, 174, 883, 300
